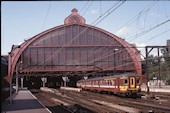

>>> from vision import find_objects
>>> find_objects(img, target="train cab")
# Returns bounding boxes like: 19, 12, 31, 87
119, 75, 141, 95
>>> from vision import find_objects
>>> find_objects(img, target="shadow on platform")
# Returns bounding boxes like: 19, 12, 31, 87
2, 99, 44, 111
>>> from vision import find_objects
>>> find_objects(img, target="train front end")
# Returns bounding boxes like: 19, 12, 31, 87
128, 76, 141, 95
120, 75, 141, 96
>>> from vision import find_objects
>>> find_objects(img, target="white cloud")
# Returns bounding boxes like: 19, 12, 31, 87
90, 9, 98, 14
115, 26, 129, 36
150, 13, 161, 17
133, 43, 146, 59
135, 43, 146, 51
18, 41, 24, 45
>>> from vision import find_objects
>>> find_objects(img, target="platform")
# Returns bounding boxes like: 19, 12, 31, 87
60, 87, 82, 92
2, 88, 51, 113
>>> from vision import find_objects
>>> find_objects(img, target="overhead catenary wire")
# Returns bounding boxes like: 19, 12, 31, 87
74, 25, 170, 74
116, 1, 170, 43
27, 1, 125, 70
79, 0, 90, 15
81, 1, 93, 16
128, 19, 170, 42
33, 1, 122, 46
74, 1, 126, 62
143, 9, 149, 30
23, 0, 169, 76
42, 1, 52, 31
100, 0, 102, 17
140, 29, 170, 44
18, 0, 169, 77
75, 1, 163, 65
78, 18, 169, 67
67, 1, 169, 76
163, 1, 168, 18
93, 1, 125, 25
75, 44, 168, 77
115, 1, 157, 35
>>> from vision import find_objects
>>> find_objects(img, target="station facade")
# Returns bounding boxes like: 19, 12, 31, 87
6, 9, 142, 87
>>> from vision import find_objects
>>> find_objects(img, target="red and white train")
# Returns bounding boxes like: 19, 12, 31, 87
76, 73, 141, 96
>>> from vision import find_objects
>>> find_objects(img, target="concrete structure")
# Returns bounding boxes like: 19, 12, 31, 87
141, 84, 170, 93
60, 87, 82, 92
2, 88, 51, 113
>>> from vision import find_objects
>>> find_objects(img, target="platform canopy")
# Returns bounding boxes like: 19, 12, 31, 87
6, 8, 141, 80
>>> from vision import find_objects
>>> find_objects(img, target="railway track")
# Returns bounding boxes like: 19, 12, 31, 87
30, 89, 73, 113
30, 88, 170, 113
30, 89, 131, 113
59, 89, 170, 113
30, 89, 123, 113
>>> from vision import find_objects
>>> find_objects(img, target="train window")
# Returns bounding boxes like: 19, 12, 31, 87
111, 80, 115, 85
109, 80, 112, 85
108, 80, 110, 86
137, 77, 140, 84
107, 80, 109, 86
131, 79, 133, 84
124, 79, 128, 85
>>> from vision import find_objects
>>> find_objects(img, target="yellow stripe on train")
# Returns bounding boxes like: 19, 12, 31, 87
120, 86, 128, 91
128, 85, 140, 91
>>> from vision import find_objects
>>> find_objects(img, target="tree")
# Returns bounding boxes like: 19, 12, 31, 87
142, 51, 170, 85
161, 48, 170, 84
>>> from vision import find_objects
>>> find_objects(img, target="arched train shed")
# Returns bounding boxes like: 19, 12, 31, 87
6, 9, 142, 87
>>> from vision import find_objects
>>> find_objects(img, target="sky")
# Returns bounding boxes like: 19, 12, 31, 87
1, 1, 170, 57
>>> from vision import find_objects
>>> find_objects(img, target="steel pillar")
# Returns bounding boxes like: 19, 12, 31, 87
16, 66, 18, 94
16, 76, 18, 94
64, 81, 66, 87
21, 77, 24, 89
145, 47, 149, 93
9, 76, 13, 104
158, 48, 161, 88
41, 77, 47, 87
43, 81, 45, 87
62, 77, 69, 87
43, 78, 45, 87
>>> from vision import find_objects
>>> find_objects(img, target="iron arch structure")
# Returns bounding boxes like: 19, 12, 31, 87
6, 9, 142, 82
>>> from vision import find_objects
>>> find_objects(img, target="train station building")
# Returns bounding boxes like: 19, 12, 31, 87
5, 8, 142, 88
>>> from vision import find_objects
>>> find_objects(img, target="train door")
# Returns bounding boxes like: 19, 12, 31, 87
129, 77, 135, 88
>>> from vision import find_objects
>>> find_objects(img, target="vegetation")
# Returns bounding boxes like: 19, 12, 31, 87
142, 48, 170, 85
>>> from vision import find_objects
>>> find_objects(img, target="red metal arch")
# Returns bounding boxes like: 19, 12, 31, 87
8, 23, 141, 81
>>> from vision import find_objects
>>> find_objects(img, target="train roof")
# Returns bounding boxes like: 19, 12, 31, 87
78, 73, 139, 82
